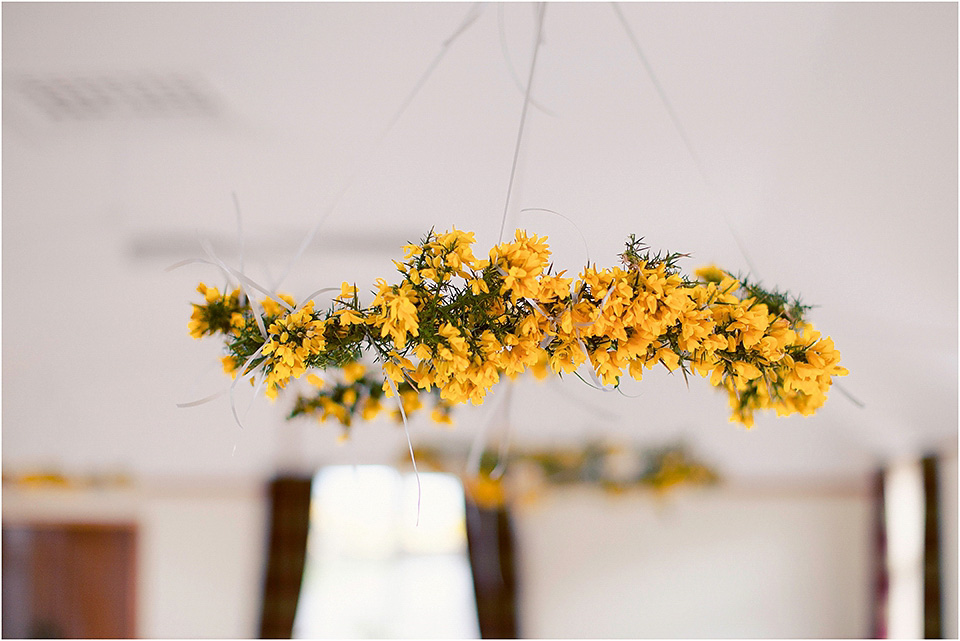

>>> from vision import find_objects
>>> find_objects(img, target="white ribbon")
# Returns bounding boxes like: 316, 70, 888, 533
169, 253, 270, 341
382, 365, 422, 526
519, 207, 591, 267
488, 383, 514, 480
246, 367, 268, 417
229, 343, 267, 430
466, 379, 510, 478
297, 287, 342, 310
176, 387, 229, 408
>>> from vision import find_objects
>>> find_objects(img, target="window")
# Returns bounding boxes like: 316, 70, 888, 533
293, 465, 480, 639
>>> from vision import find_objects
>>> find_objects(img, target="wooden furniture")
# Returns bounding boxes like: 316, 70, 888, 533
2, 522, 137, 638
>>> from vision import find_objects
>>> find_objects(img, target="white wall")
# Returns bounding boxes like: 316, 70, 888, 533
2, 481, 268, 639
512, 485, 873, 639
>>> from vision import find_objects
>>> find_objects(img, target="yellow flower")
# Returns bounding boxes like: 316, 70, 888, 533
342, 362, 366, 383
431, 408, 453, 425
413, 343, 433, 361
361, 397, 382, 421
732, 361, 762, 381
469, 278, 489, 295
464, 475, 506, 509
371, 280, 420, 349
221, 355, 237, 378
382, 361, 408, 385
257, 303, 328, 392
337, 282, 356, 301
334, 308, 365, 326
491, 230, 551, 302
400, 389, 422, 415
656, 347, 681, 372
530, 352, 550, 380
199, 283, 220, 304
188, 307, 209, 339
695, 265, 726, 283
537, 272, 573, 303
261, 293, 296, 317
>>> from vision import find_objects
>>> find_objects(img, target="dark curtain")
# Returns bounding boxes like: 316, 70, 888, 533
922, 456, 941, 639
259, 476, 313, 639
871, 468, 888, 639
872, 456, 946, 639
464, 499, 520, 639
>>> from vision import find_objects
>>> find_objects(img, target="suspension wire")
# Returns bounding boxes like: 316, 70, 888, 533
612, 3, 863, 408
610, 2, 761, 280
497, 2, 547, 244
498, 3, 557, 117
274, 2, 487, 290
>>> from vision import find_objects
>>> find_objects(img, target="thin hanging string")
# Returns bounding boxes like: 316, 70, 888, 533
833, 381, 865, 408
231, 193, 251, 308
498, 2, 547, 244
610, 2, 760, 279
611, 3, 710, 189
467, 4, 546, 480
274, 2, 486, 291
232, 192, 245, 288
384, 371, 421, 526
466, 380, 509, 477
612, 3, 863, 409
497, 3, 557, 117
520, 207, 592, 267
488, 382, 515, 480
544, 376, 621, 420
176, 3, 484, 507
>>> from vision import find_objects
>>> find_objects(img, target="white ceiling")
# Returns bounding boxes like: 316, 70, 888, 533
3, 2, 957, 485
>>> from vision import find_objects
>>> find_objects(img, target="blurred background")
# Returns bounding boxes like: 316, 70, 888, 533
2, 2, 956, 638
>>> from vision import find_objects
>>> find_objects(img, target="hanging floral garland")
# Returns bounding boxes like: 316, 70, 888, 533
407, 443, 720, 509
188, 228, 847, 429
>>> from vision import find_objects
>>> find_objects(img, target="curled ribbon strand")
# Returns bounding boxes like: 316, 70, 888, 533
383, 364, 422, 526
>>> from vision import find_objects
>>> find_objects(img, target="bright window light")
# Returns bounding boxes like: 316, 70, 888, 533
293, 465, 480, 639
885, 458, 925, 639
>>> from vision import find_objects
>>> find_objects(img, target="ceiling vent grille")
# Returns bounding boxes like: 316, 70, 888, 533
8, 72, 221, 121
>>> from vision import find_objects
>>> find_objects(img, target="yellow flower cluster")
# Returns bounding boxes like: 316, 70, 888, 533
689, 267, 848, 426
369, 281, 420, 349
411, 443, 719, 509
189, 228, 847, 429
289, 360, 454, 431
188, 284, 245, 339
644, 449, 719, 493
259, 302, 329, 399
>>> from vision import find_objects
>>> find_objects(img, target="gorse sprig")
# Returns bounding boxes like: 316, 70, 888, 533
188, 284, 246, 339
620, 234, 692, 280
288, 362, 454, 432
190, 229, 848, 429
